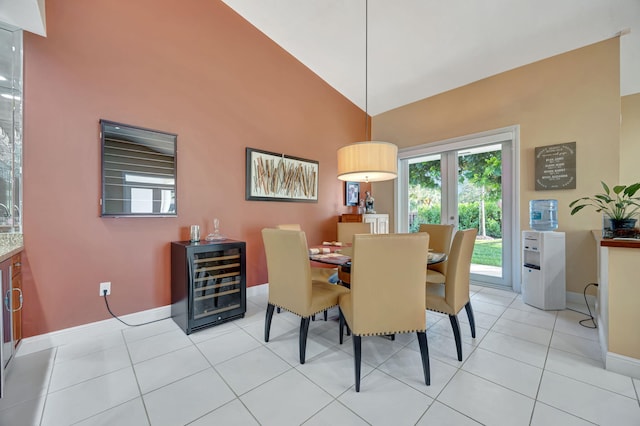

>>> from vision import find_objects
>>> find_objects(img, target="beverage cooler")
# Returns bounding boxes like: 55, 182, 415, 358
522, 231, 566, 310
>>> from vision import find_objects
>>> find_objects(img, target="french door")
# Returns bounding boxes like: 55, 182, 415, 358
396, 127, 520, 290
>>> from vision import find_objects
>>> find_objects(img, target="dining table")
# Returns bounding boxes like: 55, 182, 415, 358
309, 241, 446, 286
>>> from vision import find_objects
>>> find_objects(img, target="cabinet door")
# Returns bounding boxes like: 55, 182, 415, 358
0, 261, 11, 368
377, 216, 389, 234
11, 255, 21, 348
191, 246, 243, 326
363, 216, 377, 233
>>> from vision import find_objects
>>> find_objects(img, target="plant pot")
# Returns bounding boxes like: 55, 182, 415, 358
603, 217, 638, 238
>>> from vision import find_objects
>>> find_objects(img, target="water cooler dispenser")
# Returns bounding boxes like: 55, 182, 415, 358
522, 200, 565, 310
522, 231, 566, 310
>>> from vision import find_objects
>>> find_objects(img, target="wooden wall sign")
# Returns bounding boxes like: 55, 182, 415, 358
535, 142, 576, 190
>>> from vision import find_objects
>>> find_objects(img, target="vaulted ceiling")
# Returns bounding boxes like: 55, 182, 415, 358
222, 0, 640, 116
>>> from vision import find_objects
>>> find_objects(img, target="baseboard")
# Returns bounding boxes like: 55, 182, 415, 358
606, 352, 640, 380
17, 283, 272, 358
247, 282, 268, 297
468, 284, 597, 311
17, 305, 171, 357
566, 291, 596, 311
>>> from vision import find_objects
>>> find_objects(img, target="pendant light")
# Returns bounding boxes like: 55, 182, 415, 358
337, 0, 398, 183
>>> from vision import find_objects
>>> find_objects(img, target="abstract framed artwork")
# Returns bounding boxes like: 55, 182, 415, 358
245, 148, 318, 202
345, 181, 360, 206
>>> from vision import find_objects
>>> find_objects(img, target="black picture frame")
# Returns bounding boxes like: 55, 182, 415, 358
245, 148, 318, 202
345, 181, 360, 206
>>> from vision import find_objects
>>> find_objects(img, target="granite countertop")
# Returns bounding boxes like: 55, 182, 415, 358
0, 233, 24, 263
592, 229, 640, 248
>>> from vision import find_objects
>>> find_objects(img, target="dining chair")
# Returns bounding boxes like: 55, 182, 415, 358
338, 232, 431, 392
276, 224, 338, 321
261, 228, 349, 364
276, 224, 338, 284
425, 228, 477, 361
337, 222, 371, 244
418, 223, 454, 285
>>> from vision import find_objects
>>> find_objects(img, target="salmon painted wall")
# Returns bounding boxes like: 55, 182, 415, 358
21, 0, 367, 336
372, 38, 621, 295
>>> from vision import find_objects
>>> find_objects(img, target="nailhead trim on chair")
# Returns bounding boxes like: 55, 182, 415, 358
353, 328, 427, 337
268, 303, 339, 319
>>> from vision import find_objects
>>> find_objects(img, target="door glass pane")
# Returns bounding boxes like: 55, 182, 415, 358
408, 154, 442, 232
457, 144, 503, 279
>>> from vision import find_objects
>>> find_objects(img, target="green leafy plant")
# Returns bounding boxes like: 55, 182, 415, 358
569, 181, 640, 220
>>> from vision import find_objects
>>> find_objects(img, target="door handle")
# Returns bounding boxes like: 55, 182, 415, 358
4, 290, 9, 312
12, 288, 22, 312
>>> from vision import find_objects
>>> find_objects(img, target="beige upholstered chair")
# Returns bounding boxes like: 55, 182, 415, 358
276, 224, 337, 284
425, 228, 477, 361
275, 224, 301, 230
338, 233, 431, 392
337, 222, 371, 245
418, 223, 454, 285
262, 228, 349, 364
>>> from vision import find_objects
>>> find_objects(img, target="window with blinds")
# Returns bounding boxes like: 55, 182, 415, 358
100, 120, 177, 217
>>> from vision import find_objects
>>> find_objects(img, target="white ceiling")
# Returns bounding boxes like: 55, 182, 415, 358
221, 0, 640, 116
0, 0, 46, 36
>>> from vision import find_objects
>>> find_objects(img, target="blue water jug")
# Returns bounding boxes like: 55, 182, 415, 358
529, 199, 558, 231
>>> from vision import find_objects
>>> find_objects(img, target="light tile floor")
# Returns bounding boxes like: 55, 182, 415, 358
1, 285, 639, 425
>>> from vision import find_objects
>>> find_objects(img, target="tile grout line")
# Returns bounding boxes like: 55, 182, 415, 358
121, 327, 153, 426
37, 346, 59, 426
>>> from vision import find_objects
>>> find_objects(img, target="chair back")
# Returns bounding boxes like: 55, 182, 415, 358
348, 233, 429, 335
261, 228, 312, 314
443, 228, 477, 312
337, 222, 371, 244
276, 224, 301, 231
418, 223, 454, 274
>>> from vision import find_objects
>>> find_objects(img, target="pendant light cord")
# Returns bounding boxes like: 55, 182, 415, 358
365, 0, 369, 141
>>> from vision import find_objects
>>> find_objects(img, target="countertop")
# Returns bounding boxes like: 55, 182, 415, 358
592, 230, 640, 249
0, 233, 24, 263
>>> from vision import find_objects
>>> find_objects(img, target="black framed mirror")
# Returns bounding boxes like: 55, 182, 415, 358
100, 120, 177, 217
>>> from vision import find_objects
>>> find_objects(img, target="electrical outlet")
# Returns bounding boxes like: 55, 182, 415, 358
99, 282, 111, 296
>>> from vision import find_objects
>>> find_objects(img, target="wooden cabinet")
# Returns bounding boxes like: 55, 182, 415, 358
340, 214, 362, 223
363, 214, 389, 234
171, 240, 246, 334
10, 254, 21, 349
1, 253, 21, 371
340, 213, 389, 234
0, 259, 9, 371
0, 251, 22, 398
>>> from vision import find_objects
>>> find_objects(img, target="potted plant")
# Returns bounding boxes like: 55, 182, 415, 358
569, 181, 640, 237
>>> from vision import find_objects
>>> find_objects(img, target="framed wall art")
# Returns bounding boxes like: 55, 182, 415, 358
345, 181, 360, 206
245, 148, 318, 202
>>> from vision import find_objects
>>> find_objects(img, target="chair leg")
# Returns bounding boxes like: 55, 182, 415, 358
449, 314, 463, 361
265, 303, 275, 342
464, 301, 476, 338
353, 335, 362, 392
299, 317, 311, 364
324, 309, 328, 321
312, 314, 316, 321
338, 309, 345, 345
416, 331, 430, 386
